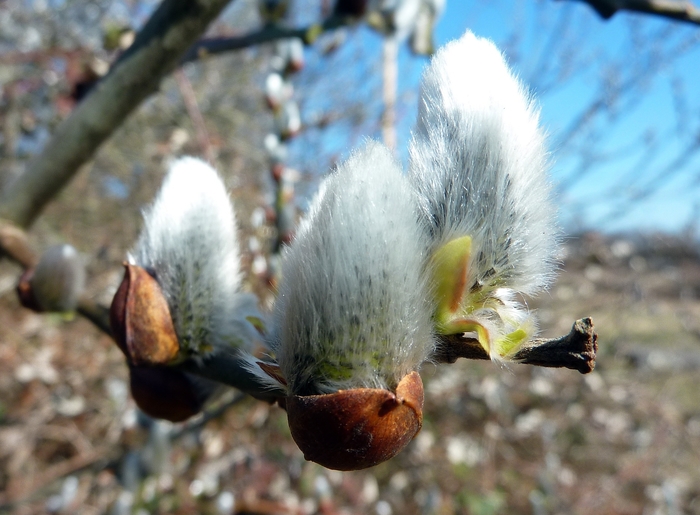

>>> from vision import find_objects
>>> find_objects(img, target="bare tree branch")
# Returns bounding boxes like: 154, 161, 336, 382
0, 0, 235, 229
434, 318, 598, 374
571, 0, 700, 25
179, 15, 350, 64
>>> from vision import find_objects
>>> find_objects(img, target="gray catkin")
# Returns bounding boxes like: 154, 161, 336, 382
131, 157, 260, 356
408, 31, 560, 359
271, 141, 435, 395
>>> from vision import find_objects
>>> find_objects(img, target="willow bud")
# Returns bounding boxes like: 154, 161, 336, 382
271, 38, 305, 74
366, 0, 421, 41
128, 157, 262, 359
17, 244, 86, 313
409, 30, 559, 361
253, 141, 434, 470
111, 157, 265, 421
265, 73, 293, 111
409, 0, 445, 55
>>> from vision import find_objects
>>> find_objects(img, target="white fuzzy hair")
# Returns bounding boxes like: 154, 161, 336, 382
408, 31, 559, 360
131, 157, 259, 356
270, 141, 435, 395
409, 30, 559, 298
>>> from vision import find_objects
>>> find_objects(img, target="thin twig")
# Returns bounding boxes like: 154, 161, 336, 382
179, 347, 285, 402
174, 69, 215, 163
571, 0, 700, 25
179, 15, 350, 64
0, 219, 37, 268
434, 318, 598, 374
76, 298, 112, 335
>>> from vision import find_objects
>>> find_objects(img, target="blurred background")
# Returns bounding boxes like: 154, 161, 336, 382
1, 0, 700, 513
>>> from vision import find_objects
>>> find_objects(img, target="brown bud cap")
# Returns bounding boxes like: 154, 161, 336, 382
286, 371, 424, 471
110, 263, 180, 366
129, 366, 210, 422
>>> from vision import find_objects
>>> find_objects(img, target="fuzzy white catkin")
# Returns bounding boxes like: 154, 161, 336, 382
270, 141, 435, 395
409, 30, 559, 297
407, 31, 560, 361
131, 157, 259, 355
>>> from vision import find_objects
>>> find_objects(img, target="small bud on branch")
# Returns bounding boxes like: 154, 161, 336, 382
16, 244, 86, 313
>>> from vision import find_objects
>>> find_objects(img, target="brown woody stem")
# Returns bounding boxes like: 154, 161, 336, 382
434, 317, 598, 374
178, 347, 284, 402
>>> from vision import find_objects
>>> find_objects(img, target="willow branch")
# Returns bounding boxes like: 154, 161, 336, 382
0, 0, 235, 229
434, 317, 598, 374
0, 219, 280, 402
571, 0, 700, 25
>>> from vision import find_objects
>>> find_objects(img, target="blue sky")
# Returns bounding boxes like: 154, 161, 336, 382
396, 1, 700, 235
38, 0, 699, 236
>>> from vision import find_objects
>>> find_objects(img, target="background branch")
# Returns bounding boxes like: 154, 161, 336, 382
572, 0, 700, 25
179, 15, 349, 64
0, 0, 234, 229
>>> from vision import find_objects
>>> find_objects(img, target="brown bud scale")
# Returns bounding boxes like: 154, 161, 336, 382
110, 263, 180, 366
129, 366, 208, 422
286, 371, 424, 471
